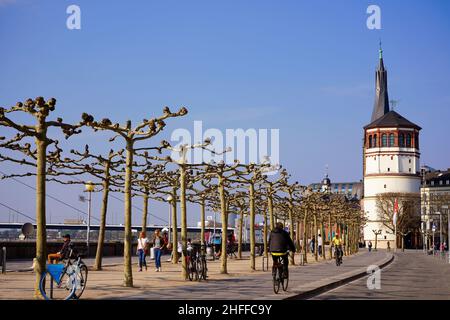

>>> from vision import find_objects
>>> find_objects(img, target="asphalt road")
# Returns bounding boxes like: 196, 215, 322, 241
313, 250, 450, 300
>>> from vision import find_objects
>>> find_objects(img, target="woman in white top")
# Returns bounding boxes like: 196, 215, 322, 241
137, 232, 149, 271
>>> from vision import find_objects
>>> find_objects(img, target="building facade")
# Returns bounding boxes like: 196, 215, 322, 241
362, 48, 422, 248
420, 168, 450, 250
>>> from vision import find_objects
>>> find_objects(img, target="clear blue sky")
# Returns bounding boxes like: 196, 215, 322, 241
1, 0, 450, 226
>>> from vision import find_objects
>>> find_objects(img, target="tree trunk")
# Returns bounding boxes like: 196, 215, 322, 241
302, 210, 308, 263
249, 183, 256, 270
321, 220, 326, 260
140, 190, 149, 234
219, 176, 228, 274
200, 197, 205, 247
171, 187, 179, 264
328, 212, 332, 260
34, 138, 47, 298
296, 221, 301, 254
123, 139, 133, 287
94, 173, 110, 271
263, 209, 268, 258
268, 185, 275, 231
402, 235, 405, 252
314, 213, 318, 262
238, 211, 244, 259
180, 165, 187, 279
288, 199, 295, 265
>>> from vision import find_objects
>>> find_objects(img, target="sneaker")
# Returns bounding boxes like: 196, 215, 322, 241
158, 267, 162, 272
155, 268, 159, 272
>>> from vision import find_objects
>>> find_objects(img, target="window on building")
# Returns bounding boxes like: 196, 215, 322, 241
349, 184, 353, 192
388, 168, 390, 172
447, 180, 450, 185
399, 133, 405, 147
406, 134, 412, 147
409, 168, 412, 173
334, 184, 339, 193
373, 134, 377, 147
415, 133, 419, 149
389, 133, 395, 147
440, 180, 443, 185
431, 181, 435, 186
391, 156, 393, 160
382, 134, 387, 147
369, 135, 372, 148
409, 159, 411, 164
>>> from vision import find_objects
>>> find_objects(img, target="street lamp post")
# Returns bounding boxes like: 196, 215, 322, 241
85, 181, 95, 257
167, 195, 173, 244
372, 229, 382, 251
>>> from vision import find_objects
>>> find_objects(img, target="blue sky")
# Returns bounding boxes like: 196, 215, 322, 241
1, 0, 450, 226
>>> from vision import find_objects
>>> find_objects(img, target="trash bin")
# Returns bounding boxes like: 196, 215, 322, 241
150, 247, 155, 260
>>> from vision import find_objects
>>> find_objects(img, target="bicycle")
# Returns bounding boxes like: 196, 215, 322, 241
186, 249, 199, 281
334, 246, 343, 266
227, 243, 237, 259
39, 249, 88, 300
271, 252, 289, 294
196, 244, 208, 281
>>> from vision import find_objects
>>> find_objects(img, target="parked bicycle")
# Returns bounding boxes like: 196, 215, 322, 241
39, 249, 88, 300
196, 244, 208, 281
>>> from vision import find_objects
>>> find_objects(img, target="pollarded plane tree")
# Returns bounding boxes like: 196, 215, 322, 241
185, 176, 217, 249
81, 106, 188, 287
203, 160, 241, 274
150, 169, 181, 264
0, 97, 89, 298
138, 138, 229, 279
229, 191, 249, 259
46, 144, 125, 270
278, 174, 303, 265
228, 162, 273, 271
376, 192, 421, 251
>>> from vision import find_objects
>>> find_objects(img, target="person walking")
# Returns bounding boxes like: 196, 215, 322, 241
310, 236, 315, 254
152, 229, 164, 272
137, 232, 149, 272
387, 241, 391, 252
368, 240, 373, 252
317, 234, 323, 257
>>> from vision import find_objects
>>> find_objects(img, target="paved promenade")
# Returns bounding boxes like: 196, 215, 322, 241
0, 250, 392, 300
313, 250, 450, 300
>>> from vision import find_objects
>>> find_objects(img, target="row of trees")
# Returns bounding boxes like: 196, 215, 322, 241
0, 97, 366, 298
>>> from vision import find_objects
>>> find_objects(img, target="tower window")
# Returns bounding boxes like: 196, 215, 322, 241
399, 133, 405, 147
415, 133, 419, 149
384, 184, 387, 189
409, 159, 411, 164
373, 134, 377, 147
409, 168, 412, 172
406, 134, 412, 147
391, 156, 393, 160
382, 134, 387, 147
388, 168, 390, 172
369, 135, 373, 148
389, 133, 395, 147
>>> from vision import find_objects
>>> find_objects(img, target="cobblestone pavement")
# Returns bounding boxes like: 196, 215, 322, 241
313, 250, 450, 300
0, 250, 392, 300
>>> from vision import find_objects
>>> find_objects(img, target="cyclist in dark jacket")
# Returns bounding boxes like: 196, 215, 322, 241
268, 222, 296, 275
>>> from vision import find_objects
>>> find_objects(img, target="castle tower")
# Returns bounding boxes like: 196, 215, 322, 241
362, 47, 422, 248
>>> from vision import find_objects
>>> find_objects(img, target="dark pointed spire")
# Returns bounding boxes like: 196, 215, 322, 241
371, 42, 390, 122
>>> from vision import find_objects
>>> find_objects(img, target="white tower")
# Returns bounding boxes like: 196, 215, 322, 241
362, 47, 422, 248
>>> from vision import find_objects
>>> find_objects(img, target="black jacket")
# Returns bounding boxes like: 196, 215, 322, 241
268, 228, 296, 253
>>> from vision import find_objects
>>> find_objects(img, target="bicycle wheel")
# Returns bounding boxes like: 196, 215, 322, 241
282, 266, 289, 291
39, 271, 76, 300
73, 263, 88, 299
272, 265, 280, 294
187, 258, 193, 281
201, 257, 208, 280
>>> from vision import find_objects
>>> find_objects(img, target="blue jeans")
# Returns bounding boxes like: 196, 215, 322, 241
154, 248, 162, 268
138, 249, 147, 269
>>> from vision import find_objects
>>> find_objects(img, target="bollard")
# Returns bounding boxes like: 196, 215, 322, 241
1, 247, 6, 274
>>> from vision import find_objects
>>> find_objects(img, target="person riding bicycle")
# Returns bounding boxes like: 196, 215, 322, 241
47, 234, 74, 264
331, 234, 343, 262
268, 222, 296, 276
